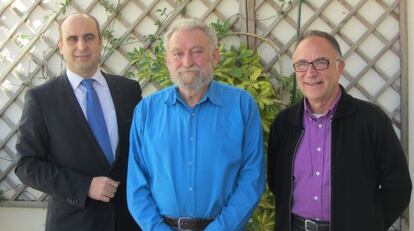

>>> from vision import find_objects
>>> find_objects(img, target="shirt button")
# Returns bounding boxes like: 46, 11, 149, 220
189, 187, 193, 191
315, 171, 320, 176
318, 124, 322, 128
190, 137, 194, 142
191, 113, 195, 116
188, 162, 193, 166
314, 196, 318, 200
316, 147, 321, 152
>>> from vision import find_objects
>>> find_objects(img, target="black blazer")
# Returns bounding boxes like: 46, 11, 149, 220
15, 73, 142, 231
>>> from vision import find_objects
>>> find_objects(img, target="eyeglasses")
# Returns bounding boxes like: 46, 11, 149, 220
293, 58, 340, 72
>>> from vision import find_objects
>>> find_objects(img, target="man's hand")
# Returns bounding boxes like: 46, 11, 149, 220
88, 177, 120, 202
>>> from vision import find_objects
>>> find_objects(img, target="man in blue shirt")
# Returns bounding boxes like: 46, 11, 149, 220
127, 18, 265, 230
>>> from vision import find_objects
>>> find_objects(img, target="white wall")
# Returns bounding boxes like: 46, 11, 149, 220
0, 207, 46, 231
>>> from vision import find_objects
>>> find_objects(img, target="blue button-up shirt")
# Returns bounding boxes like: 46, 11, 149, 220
127, 81, 265, 231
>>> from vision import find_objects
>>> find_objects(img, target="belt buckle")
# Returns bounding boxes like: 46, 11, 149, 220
177, 217, 193, 231
305, 219, 318, 231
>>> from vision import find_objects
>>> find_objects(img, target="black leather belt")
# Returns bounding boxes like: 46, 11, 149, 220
292, 214, 330, 231
163, 216, 213, 230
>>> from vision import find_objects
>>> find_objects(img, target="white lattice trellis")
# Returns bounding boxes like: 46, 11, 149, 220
0, 0, 408, 230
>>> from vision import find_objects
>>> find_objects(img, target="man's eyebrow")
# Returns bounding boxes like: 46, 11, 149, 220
169, 46, 204, 52
83, 33, 96, 38
65, 35, 78, 40
169, 48, 182, 53
294, 58, 307, 63
191, 46, 204, 50
294, 57, 327, 62
65, 33, 96, 40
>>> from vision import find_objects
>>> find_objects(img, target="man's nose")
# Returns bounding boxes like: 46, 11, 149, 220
77, 39, 87, 50
306, 63, 318, 75
182, 53, 194, 67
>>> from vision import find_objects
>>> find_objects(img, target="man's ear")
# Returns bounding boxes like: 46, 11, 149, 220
213, 47, 220, 66
338, 60, 345, 74
57, 40, 63, 55
164, 52, 170, 66
99, 36, 103, 47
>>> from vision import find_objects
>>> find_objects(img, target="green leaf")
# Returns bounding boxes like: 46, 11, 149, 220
250, 68, 262, 82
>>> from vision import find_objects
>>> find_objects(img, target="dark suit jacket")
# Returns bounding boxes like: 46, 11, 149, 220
15, 73, 142, 231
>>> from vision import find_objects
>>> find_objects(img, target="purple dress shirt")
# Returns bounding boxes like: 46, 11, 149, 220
291, 90, 341, 221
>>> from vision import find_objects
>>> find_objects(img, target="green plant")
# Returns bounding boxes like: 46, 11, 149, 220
215, 45, 280, 135
129, 36, 169, 87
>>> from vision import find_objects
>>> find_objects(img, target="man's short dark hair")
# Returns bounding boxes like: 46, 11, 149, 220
58, 13, 101, 41
295, 30, 342, 57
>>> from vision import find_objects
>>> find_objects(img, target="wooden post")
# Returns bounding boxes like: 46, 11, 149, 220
240, 0, 256, 51
239, 0, 248, 46
246, 0, 256, 50
399, 0, 410, 228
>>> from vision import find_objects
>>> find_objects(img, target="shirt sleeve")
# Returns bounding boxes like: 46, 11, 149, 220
126, 104, 173, 231
205, 94, 266, 231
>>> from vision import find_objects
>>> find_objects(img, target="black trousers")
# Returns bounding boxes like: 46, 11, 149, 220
291, 221, 305, 231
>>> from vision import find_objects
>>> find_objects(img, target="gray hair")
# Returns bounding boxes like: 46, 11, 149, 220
163, 18, 218, 51
295, 30, 342, 57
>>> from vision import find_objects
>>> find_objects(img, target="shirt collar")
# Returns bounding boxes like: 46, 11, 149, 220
304, 87, 342, 119
66, 68, 107, 90
165, 80, 223, 106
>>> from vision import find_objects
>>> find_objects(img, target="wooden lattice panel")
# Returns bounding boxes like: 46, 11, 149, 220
0, 1, 409, 229
0, 0, 246, 206
255, 0, 402, 130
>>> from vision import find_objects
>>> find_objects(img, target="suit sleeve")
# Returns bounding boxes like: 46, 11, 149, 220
15, 89, 92, 208
375, 110, 412, 229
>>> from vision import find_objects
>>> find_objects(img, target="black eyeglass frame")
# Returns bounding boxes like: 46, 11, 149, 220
293, 57, 341, 72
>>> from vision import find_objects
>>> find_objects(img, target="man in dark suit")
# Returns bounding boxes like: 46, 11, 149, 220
14, 13, 142, 231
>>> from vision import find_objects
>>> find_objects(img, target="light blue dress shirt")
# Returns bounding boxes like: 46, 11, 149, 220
127, 81, 265, 231
66, 68, 118, 157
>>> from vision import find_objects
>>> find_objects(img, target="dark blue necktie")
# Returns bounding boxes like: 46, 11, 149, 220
82, 79, 114, 165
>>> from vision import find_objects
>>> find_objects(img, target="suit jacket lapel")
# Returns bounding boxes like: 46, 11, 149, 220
60, 74, 111, 169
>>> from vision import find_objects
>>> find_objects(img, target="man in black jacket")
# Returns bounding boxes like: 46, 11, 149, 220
267, 30, 411, 231
15, 13, 141, 231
